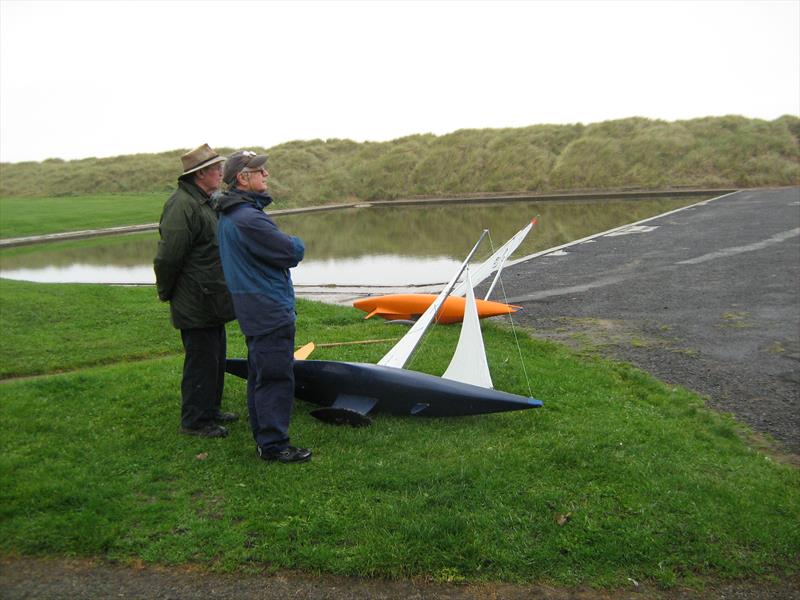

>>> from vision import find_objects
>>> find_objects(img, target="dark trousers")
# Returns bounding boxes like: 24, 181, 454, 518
246, 323, 295, 451
180, 325, 227, 429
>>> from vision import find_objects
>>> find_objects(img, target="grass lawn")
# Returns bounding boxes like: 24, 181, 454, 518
0, 193, 165, 239
0, 279, 798, 588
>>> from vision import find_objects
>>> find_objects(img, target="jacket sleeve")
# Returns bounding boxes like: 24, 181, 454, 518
237, 209, 304, 269
153, 200, 194, 301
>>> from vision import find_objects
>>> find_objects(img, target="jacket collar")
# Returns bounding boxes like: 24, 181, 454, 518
178, 178, 213, 205
218, 188, 274, 212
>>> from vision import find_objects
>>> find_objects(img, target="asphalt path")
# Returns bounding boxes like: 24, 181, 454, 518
497, 187, 800, 454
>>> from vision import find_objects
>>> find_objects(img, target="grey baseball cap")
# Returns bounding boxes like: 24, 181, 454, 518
223, 150, 268, 185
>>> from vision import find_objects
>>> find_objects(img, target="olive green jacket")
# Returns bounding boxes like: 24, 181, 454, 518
153, 179, 235, 330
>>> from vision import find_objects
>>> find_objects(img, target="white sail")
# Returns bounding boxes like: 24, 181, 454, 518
378, 231, 488, 369
441, 267, 493, 388
451, 219, 535, 299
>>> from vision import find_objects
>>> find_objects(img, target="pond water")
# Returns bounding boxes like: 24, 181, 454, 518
0, 197, 706, 287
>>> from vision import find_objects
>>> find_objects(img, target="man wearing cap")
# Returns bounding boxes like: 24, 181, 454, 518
216, 150, 311, 464
154, 144, 238, 438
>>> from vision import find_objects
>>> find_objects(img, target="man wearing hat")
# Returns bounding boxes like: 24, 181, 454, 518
154, 144, 238, 438
216, 150, 311, 463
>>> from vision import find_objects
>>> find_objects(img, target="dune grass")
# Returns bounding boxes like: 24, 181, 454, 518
1, 279, 798, 588
1, 116, 797, 205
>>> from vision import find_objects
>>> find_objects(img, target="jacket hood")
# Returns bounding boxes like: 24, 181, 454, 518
217, 188, 274, 213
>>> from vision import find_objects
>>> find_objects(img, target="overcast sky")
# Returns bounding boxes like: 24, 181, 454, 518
1, 0, 798, 163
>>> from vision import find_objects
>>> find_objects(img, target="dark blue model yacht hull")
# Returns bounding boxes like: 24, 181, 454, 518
225, 358, 542, 426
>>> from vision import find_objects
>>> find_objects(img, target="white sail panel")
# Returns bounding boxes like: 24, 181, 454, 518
378, 231, 488, 369
441, 268, 493, 388
451, 219, 535, 299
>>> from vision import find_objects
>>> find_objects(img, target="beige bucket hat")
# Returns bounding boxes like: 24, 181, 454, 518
181, 144, 225, 176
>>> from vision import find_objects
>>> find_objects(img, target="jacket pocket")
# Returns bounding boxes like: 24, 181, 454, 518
199, 280, 236, 322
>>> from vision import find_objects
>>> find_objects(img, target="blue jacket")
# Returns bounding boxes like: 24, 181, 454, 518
216, 189, 305, 336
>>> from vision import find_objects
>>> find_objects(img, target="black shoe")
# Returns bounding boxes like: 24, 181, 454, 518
213, 411, 239, 423
180, 424, 229, 438
257, 445, 312, 463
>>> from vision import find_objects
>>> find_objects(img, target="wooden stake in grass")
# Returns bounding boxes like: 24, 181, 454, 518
293, 342, 316, 360
293, 339, 398, 360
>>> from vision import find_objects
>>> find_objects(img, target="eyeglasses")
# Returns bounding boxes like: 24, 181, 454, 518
198, 163, 223, 174
242, 168, 268, 176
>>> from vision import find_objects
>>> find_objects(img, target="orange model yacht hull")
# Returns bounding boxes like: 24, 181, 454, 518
353, 294, 520, 324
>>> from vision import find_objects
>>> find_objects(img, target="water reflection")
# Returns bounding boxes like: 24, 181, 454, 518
2, 264, 157, 284
0, 197, 705, 286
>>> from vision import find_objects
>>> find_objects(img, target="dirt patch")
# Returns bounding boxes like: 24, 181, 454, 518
520, 316, 689, 355
1, 557, 798, 600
